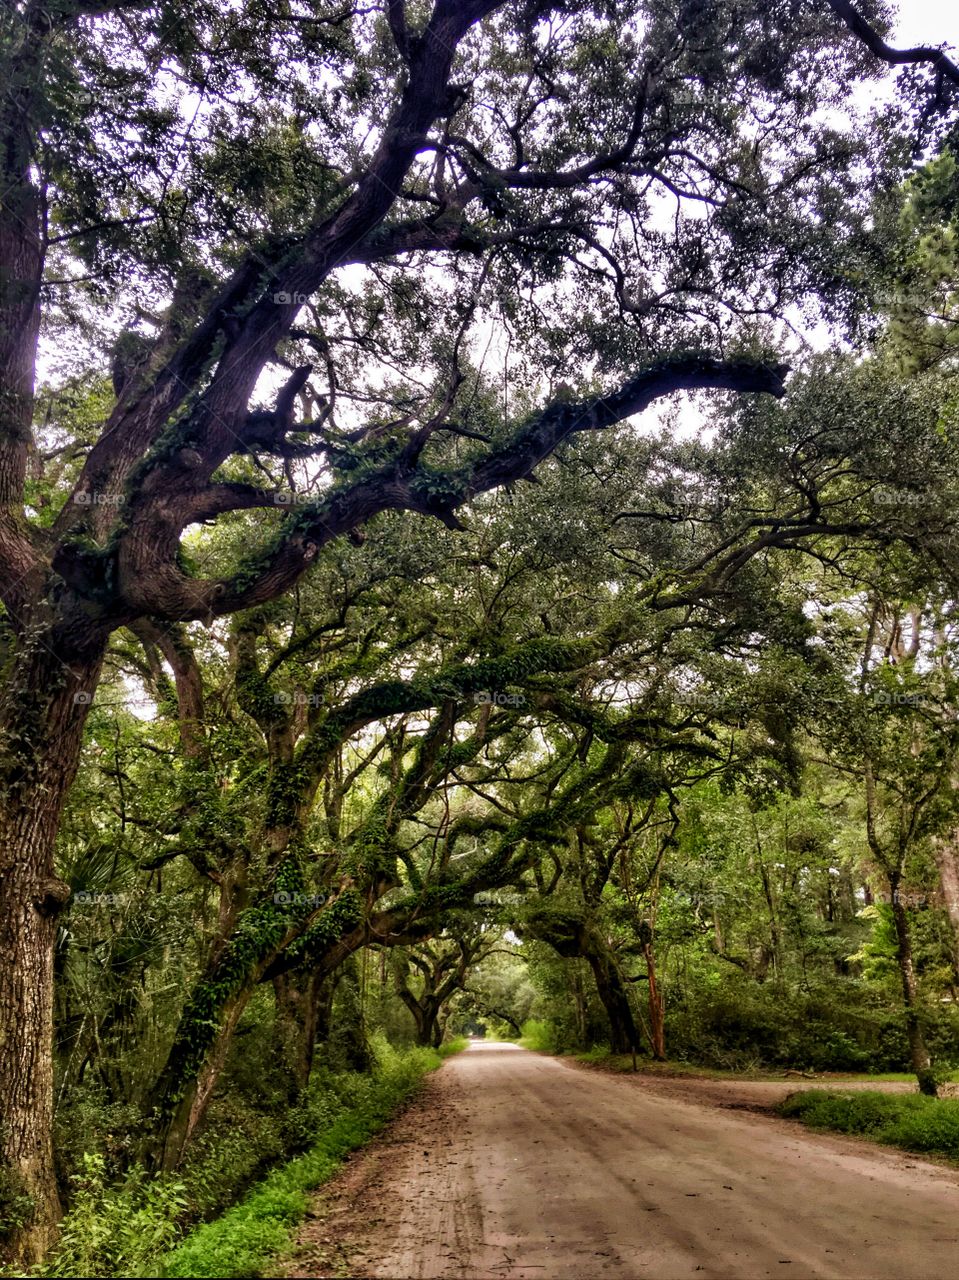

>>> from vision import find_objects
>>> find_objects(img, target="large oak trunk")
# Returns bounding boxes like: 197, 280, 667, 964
0, 649, 101, 1264
0, 822, 63, 1264
586, 949, 641, 1055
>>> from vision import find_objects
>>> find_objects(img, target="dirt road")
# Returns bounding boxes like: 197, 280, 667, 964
286, 1043, 959, 1280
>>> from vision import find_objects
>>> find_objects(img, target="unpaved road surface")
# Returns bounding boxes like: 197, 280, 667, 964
286, 1043, 959, 1280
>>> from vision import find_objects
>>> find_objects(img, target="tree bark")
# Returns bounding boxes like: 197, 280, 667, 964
572, 966, 588, 1048
333, 955, 371, 1073
0, 650, 102, 1263
151, 992, 251, 1173
146, 887, 354, 1170
932, 830, 959, 985
641, 938, 666, 1061
272, 971, 328, 1098
585, 948, 640, 1055
0, 13, 97, 1258
398, 989, 444, 1047
890, 886, 937, 1096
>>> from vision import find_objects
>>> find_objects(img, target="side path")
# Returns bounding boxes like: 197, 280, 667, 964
283, 1043, 959, 1280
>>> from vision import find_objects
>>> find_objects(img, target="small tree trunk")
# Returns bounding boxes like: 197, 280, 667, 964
146, 884, 360, 1169
890, 886, 937, 1097
641, 939, 666, 1061
572, 966, 587, 1047
273, 971, 326, 1097
755, 840, 781, 982
712, 909, 724, 955
932, 831, 959, 985
150, 990, 253, 1172
334, 955, 371, 1073
398, 989, 429, 1043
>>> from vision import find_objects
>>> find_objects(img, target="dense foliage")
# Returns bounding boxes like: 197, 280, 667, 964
3, 0, 959, 1271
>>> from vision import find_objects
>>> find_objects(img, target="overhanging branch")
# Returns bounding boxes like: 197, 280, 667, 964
114, 353, 787, 620
826, 1, 959, 87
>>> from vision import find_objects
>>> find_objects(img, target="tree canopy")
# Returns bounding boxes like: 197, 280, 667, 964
3, 0, 959, 1269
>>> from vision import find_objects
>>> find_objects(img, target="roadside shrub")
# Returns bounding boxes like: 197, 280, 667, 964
31, 1040, 467, 1280
665, 979, 959, 1073
778, 1089, 959, 1162
176, 1029, 451, 1224
44, 1154, 186, 1279
161, 1040, 456, 1278
438, 1037, 469, 1059
179, 1098, 287, 1222
886, 1100, 959, 1156
518, 1019, 558, 1053
52, 1086, 143, 1192
577, 1045, 614, 1064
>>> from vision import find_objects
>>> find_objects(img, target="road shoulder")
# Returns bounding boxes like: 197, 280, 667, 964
282, 1058, 468, 1279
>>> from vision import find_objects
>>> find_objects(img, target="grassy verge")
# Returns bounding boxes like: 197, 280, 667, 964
570, 1050, 770, 1078
777, 1089, 959, 1163
160, 1037, 466, 1279
571, 1048, 959, 1085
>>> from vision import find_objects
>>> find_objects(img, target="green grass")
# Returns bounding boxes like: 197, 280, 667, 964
572, 1051, 959, 1085
819, 1070, 959, 1083
436, 1038, 469, 1060
161, 1038, 466, 1278
778, 1089, 959, 1163
573, 1051, 758, 1078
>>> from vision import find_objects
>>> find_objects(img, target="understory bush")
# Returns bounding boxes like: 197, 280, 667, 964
32, 1038, 465, 1279
664, 980, 959, 1073
779, 1089, 959, 1162
43, 1155, 187, 1279
518, 1019, 559, 1053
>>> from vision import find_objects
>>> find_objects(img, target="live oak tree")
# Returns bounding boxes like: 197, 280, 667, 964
136, 472, 677, 1168
517, 349, 959, 1067
50, 357, 950, 1178
28, 348, 959, 1263
816, 596, 959, 1096
391, 923, 505, 1048
3, 0, 958, 1259
56, 443, 731, 1168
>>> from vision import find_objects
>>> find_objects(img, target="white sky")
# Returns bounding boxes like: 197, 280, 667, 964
893, 1, 958, 46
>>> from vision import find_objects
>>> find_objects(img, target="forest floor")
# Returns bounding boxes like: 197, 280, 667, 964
282, 1043, 959, 1280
